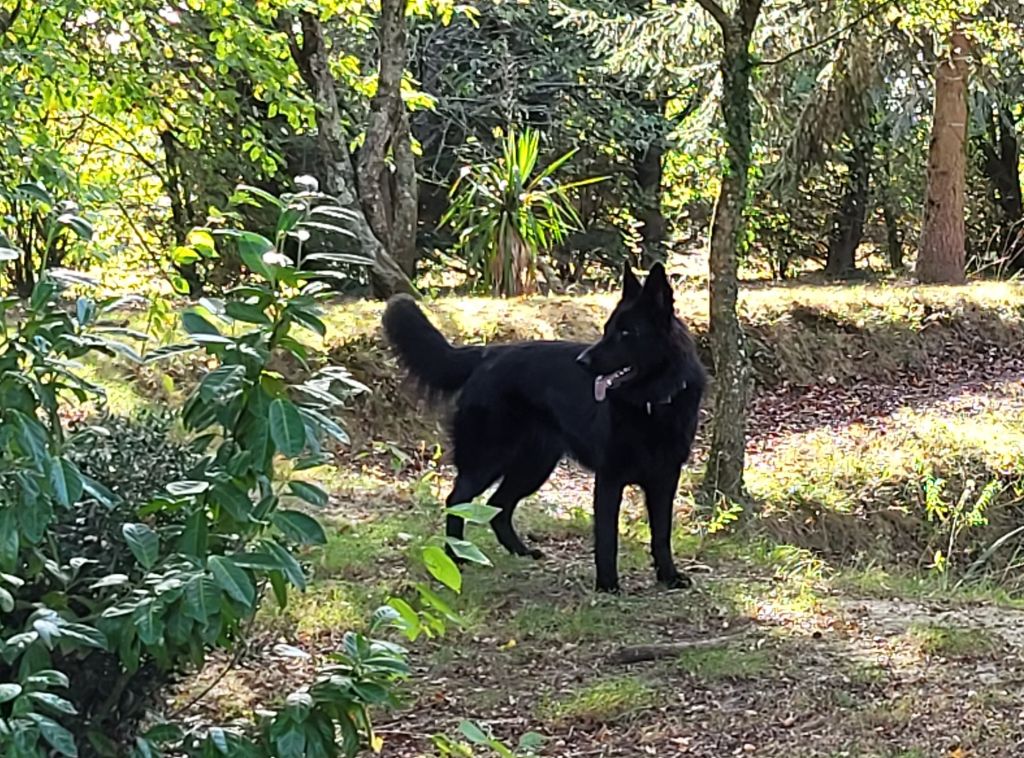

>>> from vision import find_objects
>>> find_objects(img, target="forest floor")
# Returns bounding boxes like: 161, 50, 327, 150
163, 281, 1024, 758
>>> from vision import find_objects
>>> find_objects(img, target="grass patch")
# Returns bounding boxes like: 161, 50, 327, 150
538, 676, 659, 724
513, 600, 633, 643
263, 581, 374, 639
906, 623, 1002, 658
852, 695, 917, 731
751, 383, 1024, 575
675, 645, 774, 680
315, 510, 434, 579
846, 661, 889, 688
832, 565, 1024, 608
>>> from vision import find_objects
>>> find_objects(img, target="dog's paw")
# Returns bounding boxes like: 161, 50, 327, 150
595, 581, 621, 594
658, 572, 692, 590
526, 548, 544, 560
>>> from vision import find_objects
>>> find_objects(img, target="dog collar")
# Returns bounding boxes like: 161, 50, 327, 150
645, 380, 687, 415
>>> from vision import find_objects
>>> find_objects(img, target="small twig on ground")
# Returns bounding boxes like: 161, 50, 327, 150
609, 628, 754, 664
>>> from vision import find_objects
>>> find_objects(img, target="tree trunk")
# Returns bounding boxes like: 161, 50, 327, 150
159, 130, 203, 294
882, 198, 903, 271
287, 12, 417, 299
634, 98, 668, 267
358, 0, 419, 278
825, 134, 872, 278
916, 30, 969, 284
977, 103, 1023, 274
877, 129, 903, 270
697, 0, 760, 506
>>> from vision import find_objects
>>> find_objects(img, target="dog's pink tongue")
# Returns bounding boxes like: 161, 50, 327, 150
594, 375, 610, 402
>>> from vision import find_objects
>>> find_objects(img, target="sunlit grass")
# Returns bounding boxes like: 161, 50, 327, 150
675, 645, 775, 680
537, 676, 659, 724
906, 623, 1002, 658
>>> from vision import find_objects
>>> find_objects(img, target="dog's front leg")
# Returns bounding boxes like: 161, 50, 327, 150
593, 473, 625, 593
643, 477, 691, 589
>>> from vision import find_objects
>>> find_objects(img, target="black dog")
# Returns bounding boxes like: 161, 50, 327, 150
382, 263, 706, 592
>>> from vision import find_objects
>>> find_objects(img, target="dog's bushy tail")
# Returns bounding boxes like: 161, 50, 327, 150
382, 295, 484, 394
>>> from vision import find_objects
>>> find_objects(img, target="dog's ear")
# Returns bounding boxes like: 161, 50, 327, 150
622, 263, 642, 300
642, 262, 674, 314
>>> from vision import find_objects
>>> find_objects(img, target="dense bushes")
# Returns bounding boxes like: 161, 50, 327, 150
0, 186, 431, 756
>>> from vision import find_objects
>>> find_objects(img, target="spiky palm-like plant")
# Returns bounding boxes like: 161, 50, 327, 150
442, 128, 602, 296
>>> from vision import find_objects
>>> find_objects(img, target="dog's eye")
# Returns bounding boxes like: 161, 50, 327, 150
618, 329, 632, 338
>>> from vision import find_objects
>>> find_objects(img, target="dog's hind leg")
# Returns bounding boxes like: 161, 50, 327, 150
487, 445, 561, 559
445, 471, 497, 545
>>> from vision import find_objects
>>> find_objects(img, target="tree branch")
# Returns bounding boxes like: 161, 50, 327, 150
740, 0, 764, 34
694, 0, 730, 33
609, 628, 754, 664
0, 0, 22, 37
756, 0, 895, 67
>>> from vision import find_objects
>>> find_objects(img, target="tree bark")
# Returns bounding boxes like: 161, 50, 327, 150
358, 0, 419, 278
697, 0, 760, 506
976, 103, 1023, 274
825, 134, 872, 278
287, 11, 418, 299
916, 30, 969, 285
634, 97, 668, 267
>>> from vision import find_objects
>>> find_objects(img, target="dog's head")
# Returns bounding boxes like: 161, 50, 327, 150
576, 262, 678, 402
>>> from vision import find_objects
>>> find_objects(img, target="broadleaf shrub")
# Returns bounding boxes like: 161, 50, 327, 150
0, 183, 431, 756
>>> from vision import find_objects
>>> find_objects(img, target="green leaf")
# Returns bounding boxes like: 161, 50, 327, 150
386, 598, 422, 641
224, 301, 271, 325
287, 480, 328, 508
262, 539, 306, 591
28, 692, 78, 716
24, 670, 69, 688
199, 365, 247, 403
237, 232, 274, 279
444, 538, 492, 566
272, 510, 326, 545
0, 247, 21, 261
143, 723, 184, 744
15, 181, 53, 205
56, 213, 93, 240
89, 574, 130, 590
170, 275, 191, 295
0, 509, 19, 571
165, 480, 210, 497
0, 684, 22, 703
208, 556, 256, 608
183, 576, 219, 622
518, 732, 545, 751
459, 721, 490, 745
446, 503, 501, 525
179, 510, 208, 556
186, 229, 217, 257
49, 458, 84, 507
0, 586, 13, 612
172, 246, 201, 266
286, 305, 327, 337
232, 185, 285, 210
422, 546, 462, 592
269, 398, 306, 457
30, 714, 78, 757
143, 343, 198, 363
57, 622, 108, 650
182, 311, 222, 337
211, 482, 253, 521
122, 524, 160, 569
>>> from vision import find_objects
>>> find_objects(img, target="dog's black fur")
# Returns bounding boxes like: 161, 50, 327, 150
382, 263, 706, 592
